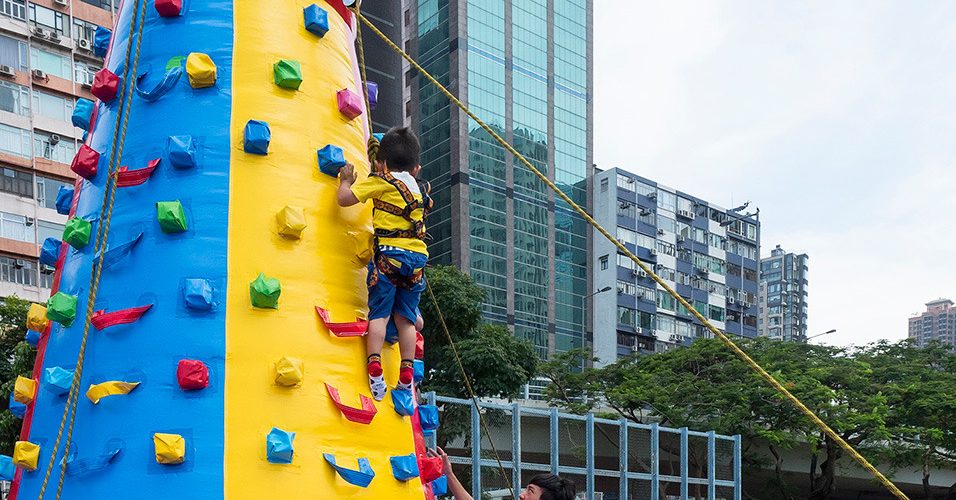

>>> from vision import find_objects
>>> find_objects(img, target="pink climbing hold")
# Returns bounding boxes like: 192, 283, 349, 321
154, 0, 182, 17
336, 89, 363, 120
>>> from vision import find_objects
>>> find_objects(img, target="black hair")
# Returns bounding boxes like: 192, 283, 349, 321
378, 126, 420, 172
528, 473, 576, 500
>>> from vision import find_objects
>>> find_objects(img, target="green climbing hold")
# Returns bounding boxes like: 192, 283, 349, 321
250, 273, 281, 309
273, 60, 303, 90
63, 218, 92, 249
156, 201, 188, 233
166, 56, 185, 72
46, 292, 77, 326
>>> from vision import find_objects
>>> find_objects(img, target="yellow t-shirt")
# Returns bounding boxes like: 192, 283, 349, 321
351, 174, 428, 256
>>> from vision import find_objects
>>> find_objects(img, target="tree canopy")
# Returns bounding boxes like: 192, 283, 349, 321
0, 296, 35, 455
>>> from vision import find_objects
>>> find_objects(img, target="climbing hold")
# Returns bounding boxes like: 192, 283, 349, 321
24, 329, 40, 347
72, 98, 94, 130
273, 356, 303, 387
266, 427, 295, 464
323, 453, 375, 487
8, 394, 25, 418
95, 232, 142, 271
177, 359, 209, 390
431, 476, 449, 496
391, 389, 414, 417
415, 331, 425, 359
91, 68, 120, 102
156, 200, 188, 233
71, 144, 100, 179
26, 303, 49, 332
250, 273, 281, 308
154, 0, 182, 17
413, 359, 424, 384
315, 306, 368, 337
390, 454, 419, 481
373, 132, 385, 142
135, 67, 182, 101
337, 89, 363, 120
317, 144, 346, 177
0, 455, 13, 480
365, 81, 378, 110
276, 206, 306, 239
116, 158, 160, 187
243, 120, 271, 155
419, 454, 443, 483
39, 237, 60, 267
167, 135, 197, 169
63, 447, 121, 477
153, 433, 186, 464
12, 441, 39, 471
63, 217, 92, 249
46, 292, 78, 326
13, 376, 36, 405
304, 4, 329, 37
55, 185, 74, 215
183, 279, 214, 311
44, 366, 74, 396
418, 404, 439, 432
91, 304, 153, 330
86, 381, 140, 404
325, 383, 377, 424
185, 52, 216, 88
273, 59, 303, 90
93, 26, 111, 57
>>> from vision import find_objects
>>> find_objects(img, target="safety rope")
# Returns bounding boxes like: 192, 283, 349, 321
37, 0, 148, 497
353, 1, 374, 128
357, 13, 908, 500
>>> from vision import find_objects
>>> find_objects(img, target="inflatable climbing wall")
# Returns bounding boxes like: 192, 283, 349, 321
8, 1, 441, 498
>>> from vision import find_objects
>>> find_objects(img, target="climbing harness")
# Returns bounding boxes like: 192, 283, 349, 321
370, 171, 429, 241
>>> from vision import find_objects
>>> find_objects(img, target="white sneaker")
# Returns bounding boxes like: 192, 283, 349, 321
395, 379, 414, 392
369, 374, 388, 401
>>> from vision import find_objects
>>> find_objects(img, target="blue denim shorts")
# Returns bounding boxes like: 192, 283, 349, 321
367, 247, 427, 324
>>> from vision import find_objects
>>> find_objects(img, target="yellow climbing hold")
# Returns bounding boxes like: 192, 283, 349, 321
274, 356, 304, 387
13, 441, 39, 471
276, 206, 307, 239
86, 381, 140, 404
153, 433, 186, 464
13, 376, 36, 405
185, 52, 217, 88
26, 303, 49, 332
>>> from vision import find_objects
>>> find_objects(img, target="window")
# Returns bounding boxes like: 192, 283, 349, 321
39, 264, 53, 288
677, 197, 694, 214
617, 280, 635, 296
36, 175, 69, 209
0, 35, 27, 70
657, 290, 676, 311
34, 131, 76, 163
30, 47, 72, 79
656, 314, 675, 334
618, 306, 636, 327
0, 80, 29, 116
616, 174, 634, 192
617, 199, 635, 219
600, 177, 608, 193
617, 253, 635, 270
0, 0, 26, 21
743, 267, 757, 282
74, 60, 98, 85
599, 255, 608, 270
656, 189, 676, 212
708, 233, 725, 250
635, 285, 655, 302
655, 240, 675, 256
0, 211, 34, 243
72, 18, 98, 46
656, 213, 676, 233
656, 266, 676, 281
708, 305, 725, 322
79, 0, 114, 11
29, 4, 67, 36
616, 226, 636, 245
32, 90, 74, 122
0, 123, 31, 157
36, 219, 63, 243
0, 254, 37, 286
0, 167, 31, 197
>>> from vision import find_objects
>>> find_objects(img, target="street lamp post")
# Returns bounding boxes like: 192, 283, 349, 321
805, 329, 836, 343
583, 286, 613, 366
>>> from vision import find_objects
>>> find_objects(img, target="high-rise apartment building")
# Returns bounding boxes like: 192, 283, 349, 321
0, 0, 114, 303
757, 245, 809, 342
591, 168, 760, 366
908, 299, 956, 349
404, 0, 593, 358
356, 2, 405, 132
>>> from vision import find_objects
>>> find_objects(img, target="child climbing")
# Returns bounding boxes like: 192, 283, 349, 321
337, 127, 432, 400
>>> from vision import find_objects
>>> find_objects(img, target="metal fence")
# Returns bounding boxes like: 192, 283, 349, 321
424, 393, 742, 500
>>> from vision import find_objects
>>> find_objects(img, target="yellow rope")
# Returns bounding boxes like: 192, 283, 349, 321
357, 13, 909, 500
37, 1, 148, 497
352, 1, 373, 131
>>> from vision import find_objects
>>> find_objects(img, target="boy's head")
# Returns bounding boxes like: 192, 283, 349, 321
520, 474, 576, 500
378, 127, 420, 173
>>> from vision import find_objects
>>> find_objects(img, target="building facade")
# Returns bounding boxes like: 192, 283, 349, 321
908, 299, 956, 349
405, 0, 593, 358
0, 0, 114, 304
591, 168, 760, 366
356, 1, 405, 133
757, 245, 809, 342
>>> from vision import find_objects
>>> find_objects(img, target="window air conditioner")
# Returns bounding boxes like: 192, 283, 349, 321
617, 284, 626, 294
728, 296, 735, 304
657, 229, 665, 235
649, 249, 657, 256
53, 0, 68, 5
25, 217, 34, 226
634, 327, 644, 335
647, 192, 657, 200
49, 134, 60, 145
0, 65, 14, 78
619, 201, 631, 209
32, 69, 47, 80
15, 259, 26, 268
47, 31, 61, 42
77, 39, 92, 51
630, 345, 641, 352
32, 26, 46, 38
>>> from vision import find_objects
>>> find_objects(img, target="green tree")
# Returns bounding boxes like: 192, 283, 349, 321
0, 296, 35, 454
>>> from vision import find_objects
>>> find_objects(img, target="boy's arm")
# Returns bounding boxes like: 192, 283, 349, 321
337, 163, 360, 207
429, 448, 472, 500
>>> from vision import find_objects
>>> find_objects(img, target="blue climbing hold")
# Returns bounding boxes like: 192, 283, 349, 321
55, 185, 74, 215
419, 404, 439, 432
317, 144, 346, 177
93, 26, 111, 57
183, 279, 214, 311
366, 81, 378, 110
413, 359, 425, 384
323, 453, 375, 487
24, 329, 40, 347
391, 389, 415, 417
373, 132, 384, 143
0, 455, 14, 481
39, 238, 60, 267
167, 135, 197, 169
304, 4, 329, 37
266, 427, 295, 464
243, 120, 271, 155
8, 394, 25, 419
390, 454, 419, 481
72, 99, 94, 130
44, 366, 74, 397
431, 475, 449, 496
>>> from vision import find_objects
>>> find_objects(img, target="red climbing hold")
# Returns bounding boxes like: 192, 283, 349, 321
154, 0, 182, 17
71, 145, 100, 179
177, 359, 209, 390
415, 331, 425, 359
315, 306, 368, 337
90, 304, 153, 330
418, 454, 443, 483
115, 159, 160, 187
325, 383, 377, 424
91, 68, 120, 102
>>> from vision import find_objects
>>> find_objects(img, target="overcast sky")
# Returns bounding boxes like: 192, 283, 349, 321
594, 1, 956, 347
